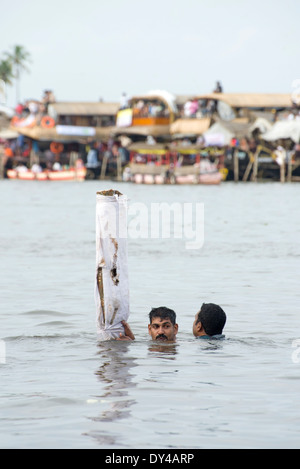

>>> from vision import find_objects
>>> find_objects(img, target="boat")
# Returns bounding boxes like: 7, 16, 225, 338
112, 90, 177, 139
6, 166, 86, 181
9, 101, 119, 141
123, 143, 224, 185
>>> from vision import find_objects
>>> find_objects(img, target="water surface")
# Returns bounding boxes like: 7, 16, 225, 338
0, 180, 299, 448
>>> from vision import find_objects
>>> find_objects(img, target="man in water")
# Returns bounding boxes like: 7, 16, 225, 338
118, 306, 178, 342
192, 303, 226, 339
148, 307, 178, 342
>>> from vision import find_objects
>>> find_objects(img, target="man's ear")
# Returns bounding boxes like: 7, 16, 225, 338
174, 324, 179, 335
148, 324, 152, 336
196, 321, 203, 333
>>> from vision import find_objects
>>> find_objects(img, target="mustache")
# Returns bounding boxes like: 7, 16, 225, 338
156, 334, 168, 340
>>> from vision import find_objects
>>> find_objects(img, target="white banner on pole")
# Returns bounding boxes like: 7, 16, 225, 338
95, 190, 130, 340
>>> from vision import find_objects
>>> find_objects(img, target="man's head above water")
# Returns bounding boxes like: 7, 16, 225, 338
148, 306, 178, 342
193, 302, 226, 338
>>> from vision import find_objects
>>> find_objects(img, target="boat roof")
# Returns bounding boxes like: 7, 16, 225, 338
11, 125, 114, 142
129, 90, 178, 112
128, 142, 204, 154
48, 101, 119, 116
170, 117, 211, 135
189, 93, 293, 109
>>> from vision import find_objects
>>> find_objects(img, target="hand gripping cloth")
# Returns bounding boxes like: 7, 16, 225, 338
95, 190, 130, 340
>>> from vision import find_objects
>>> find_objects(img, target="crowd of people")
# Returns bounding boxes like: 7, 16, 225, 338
1, 135, 130, 178
132, 99, 170, 118
120, 92, 170, 118
180, 81, 223, 118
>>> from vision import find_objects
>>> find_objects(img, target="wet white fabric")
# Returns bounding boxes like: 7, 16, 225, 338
95, 190, 130, 340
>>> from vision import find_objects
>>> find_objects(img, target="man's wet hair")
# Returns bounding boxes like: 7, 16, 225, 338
149, 306, 177, 325
196, 303, 226, 336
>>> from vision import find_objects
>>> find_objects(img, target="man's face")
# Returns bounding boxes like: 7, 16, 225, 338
192, 312, 200, 337
148, 316, 178, 342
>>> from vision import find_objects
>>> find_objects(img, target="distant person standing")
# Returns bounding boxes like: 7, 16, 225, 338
213, 81, 223, 93
120, 92, 129, 109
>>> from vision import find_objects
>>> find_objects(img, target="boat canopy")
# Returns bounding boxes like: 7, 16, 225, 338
192, 93, 293, 109
128, 142, 204, 155
144, 90, 178, 113
202, 120, 253, 146
260, 120, 300, 143
48, 102, 119, 117
129, 90, 178, 115
170, 117, 211, 135
13, 125, 113, 142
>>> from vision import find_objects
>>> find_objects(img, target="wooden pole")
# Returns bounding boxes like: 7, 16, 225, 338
233, 148, 239, 182
251, 148, 259, 182
280, 160, 285, 183
287, 151, 294, 182
116, 152, 122, 181
100, 153, 108, 180
242, 152, 253, 181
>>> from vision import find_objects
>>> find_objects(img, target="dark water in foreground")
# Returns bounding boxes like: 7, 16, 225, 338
0, 180, 299, 448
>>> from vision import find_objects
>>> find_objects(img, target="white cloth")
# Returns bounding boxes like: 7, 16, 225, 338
95, 190, 130, 340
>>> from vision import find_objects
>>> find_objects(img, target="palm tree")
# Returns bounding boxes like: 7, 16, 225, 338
0, 59, 14, 102
5, 45, 31, 104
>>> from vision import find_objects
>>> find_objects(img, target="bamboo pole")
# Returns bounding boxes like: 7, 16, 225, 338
233, 148, 239, 182
251, 148, 259, 182
287, 159, 292, 182
100, 152, 108, 179
280, 160, 285, 183
116, 152, 122, 181
242, 152, 253, 182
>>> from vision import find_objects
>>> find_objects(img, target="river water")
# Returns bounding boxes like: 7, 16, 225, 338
0, 179, 299, 449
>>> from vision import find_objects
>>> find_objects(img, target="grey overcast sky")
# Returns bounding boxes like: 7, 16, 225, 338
1, 0, 300, 107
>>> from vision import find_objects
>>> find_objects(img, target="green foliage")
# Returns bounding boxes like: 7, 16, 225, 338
4, 45, 31, 76
0, 59, 14, 85
0, 44, 31, 102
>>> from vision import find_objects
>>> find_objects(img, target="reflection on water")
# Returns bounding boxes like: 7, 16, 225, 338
88, 341, 137, 446
147, 341, 178, 358
95, 342, 137, 421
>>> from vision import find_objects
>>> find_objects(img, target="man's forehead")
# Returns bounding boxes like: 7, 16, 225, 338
150, 316, 172, 324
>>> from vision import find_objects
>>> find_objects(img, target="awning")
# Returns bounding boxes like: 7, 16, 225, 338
261, 120, 300, 143
203, 122, 234, 146
202, 120, 252, 146
249, 117, 273, 134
